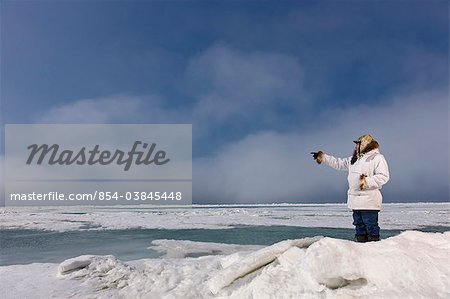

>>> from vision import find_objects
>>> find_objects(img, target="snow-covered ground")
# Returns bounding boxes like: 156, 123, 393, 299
1, 202, 449, 231
1, 203, 449, 298
1, 231, 449, 299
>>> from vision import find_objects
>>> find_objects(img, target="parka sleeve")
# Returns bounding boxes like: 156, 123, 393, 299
364, 155, 390, 189
322, 154, 351, 171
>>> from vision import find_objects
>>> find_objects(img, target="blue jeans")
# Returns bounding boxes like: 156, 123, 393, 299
352, 210, 380, 237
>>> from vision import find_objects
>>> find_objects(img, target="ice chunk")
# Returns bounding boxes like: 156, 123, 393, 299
58, 255, 96, 274
208, 236, 322, 294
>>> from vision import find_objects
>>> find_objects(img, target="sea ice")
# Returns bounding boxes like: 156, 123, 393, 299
1, 202, 449, 231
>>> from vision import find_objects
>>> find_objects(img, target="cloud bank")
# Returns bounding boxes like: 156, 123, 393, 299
31, 44, 449, 204
194, 91, 449, 203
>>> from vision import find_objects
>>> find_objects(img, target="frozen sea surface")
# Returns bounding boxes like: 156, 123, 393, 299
1, 203, 448, 266
0, 226, 418, 266
1, 203, 449, 231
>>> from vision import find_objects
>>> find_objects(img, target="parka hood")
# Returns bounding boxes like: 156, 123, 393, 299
361, 140, 379, 154
351, 139, 380, 165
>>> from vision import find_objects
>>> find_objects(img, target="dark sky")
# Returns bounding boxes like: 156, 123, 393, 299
1, 0, 449, 203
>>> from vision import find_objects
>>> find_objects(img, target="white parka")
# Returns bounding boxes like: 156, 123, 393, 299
323, 148, 390, 210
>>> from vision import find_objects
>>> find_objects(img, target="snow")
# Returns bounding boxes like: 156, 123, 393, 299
2, 203, 449, 297
1, 202, 449, 231
0, 263, 95, 299
208, 236, 322, 294
1, 231, 449, 298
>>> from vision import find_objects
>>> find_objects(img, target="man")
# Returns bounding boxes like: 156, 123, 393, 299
311, 134, 390, 242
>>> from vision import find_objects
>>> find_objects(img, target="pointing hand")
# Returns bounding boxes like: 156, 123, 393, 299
310, 151, 324, 164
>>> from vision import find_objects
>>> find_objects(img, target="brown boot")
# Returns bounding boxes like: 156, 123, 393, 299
355, 234, 368, 243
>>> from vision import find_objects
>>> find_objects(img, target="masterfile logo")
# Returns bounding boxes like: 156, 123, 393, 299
5, 124, 192, 206
26, 141, 170, 171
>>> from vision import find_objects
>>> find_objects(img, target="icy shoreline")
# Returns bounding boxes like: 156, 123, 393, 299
2, 231, 449, 299
1, 203, 449, 231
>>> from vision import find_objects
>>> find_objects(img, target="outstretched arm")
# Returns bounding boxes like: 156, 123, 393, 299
322, 153, 351, 171
311, 151, 350, 171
